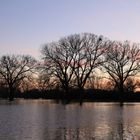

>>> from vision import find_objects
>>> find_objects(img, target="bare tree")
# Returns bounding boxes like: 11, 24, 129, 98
0, 55, 36, 101
42, 33, 108, 91
37, 73, 59, 91
103, 41, 140, 93
71, 33, 108, 90
124, 77, 138, 92
42, 34, 82, 91
87, 75, 107, 90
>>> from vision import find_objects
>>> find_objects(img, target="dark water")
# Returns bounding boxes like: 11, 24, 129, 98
0, 100, 140, 140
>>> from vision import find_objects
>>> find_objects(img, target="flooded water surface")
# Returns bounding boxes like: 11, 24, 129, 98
0, 100, 140, 140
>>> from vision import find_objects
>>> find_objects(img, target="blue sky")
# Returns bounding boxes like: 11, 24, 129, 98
0, 0, 140, 59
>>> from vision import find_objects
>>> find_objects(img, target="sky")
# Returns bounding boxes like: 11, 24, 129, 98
0, 0, 140, 59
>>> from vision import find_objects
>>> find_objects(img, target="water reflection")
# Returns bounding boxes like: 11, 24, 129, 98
0, 100, 140, 139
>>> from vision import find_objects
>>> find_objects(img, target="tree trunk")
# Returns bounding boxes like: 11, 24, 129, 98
9, 86, 14, 101
64, 83, 69, 93
79, 87, 84, 105
119, 82, 124, 94
62, 82, 69, 93
118, 82, 124, 102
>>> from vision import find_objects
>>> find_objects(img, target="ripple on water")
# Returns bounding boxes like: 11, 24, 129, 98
0, 100, 140, 140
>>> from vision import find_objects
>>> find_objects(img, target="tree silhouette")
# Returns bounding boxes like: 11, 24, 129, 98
42, 33, 108, 91
42, 35, 77, 91
0, 55, 36, 101
72, 33, 107, 90
103, 41, 140, 93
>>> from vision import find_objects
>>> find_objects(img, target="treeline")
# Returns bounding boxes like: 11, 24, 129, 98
1, 33, 140, 100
